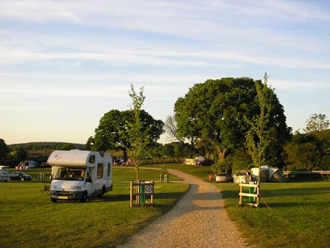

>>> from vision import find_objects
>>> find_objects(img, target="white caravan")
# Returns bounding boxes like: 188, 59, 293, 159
48, 150, 113, 203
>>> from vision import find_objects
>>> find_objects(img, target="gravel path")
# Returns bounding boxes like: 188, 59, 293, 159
117, 169, 250, 248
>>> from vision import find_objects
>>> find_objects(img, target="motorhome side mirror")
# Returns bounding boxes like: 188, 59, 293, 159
86, 177, 92, 183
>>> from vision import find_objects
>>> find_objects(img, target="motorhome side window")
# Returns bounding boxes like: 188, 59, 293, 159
97, 163, 103, 179
107, 163, 111, 177
89, 155, 95, 163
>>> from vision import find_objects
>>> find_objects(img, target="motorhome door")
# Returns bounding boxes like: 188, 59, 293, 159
85, 168, 94, 196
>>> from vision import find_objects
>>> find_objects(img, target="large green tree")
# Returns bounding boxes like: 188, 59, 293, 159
175, 77, 291, 164
92, 109, 163, 161
174, 97, 201, 158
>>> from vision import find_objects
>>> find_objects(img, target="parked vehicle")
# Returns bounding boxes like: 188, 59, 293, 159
10, 171, 33, 181
114, 158, 124, 165
196, 159, 214, 166
48, 150, 113, 203
0, 166, 11, 182
40, 162, 50, 167
215, 173, 228, 183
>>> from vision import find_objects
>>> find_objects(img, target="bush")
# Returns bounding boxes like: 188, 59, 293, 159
211, 159, 233, 174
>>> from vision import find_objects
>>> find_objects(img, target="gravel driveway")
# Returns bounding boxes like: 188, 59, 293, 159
118, 169, 250, 248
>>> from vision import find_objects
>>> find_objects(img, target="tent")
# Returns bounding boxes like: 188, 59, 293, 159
251, 165, 287, 182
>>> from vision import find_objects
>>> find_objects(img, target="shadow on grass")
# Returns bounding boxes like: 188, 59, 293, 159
101, 192, 188, 202
220, 185, 330, 199
264, 201, 330, 208
262, 187, 330, 197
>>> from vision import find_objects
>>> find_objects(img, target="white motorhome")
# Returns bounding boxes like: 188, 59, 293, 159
0, 166, 11, 182
48, 150, 113, 203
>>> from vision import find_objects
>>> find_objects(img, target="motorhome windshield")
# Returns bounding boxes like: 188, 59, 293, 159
54, 168, 85, 181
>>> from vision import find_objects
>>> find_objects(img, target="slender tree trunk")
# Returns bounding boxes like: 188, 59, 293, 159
189, 143, 194, 158
136, 165, 139, 181
122, 148, 128, 161
217, 147, 228, 162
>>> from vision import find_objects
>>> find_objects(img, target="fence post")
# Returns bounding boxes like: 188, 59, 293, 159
130, 181, 133, 208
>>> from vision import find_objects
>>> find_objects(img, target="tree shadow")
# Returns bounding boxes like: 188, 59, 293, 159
265, 201, 329, 208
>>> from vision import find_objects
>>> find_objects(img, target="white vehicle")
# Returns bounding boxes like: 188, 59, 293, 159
0, 166, 11, 182
215, 173, 228, 183
48, 150, 113, 203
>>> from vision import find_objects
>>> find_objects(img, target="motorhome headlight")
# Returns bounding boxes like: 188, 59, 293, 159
50, 185, 57, 189
71, 186, 82, 190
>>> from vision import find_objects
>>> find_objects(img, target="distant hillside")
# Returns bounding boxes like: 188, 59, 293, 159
8, 142, 85, 150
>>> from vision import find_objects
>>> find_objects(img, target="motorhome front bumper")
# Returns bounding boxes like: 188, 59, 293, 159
50, 190, 84, 200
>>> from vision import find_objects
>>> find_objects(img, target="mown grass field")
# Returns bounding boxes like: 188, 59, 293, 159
0, 167, 188, 248
144, 163, 330, 248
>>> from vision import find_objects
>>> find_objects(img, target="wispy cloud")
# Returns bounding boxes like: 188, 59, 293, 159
1, 71, 329, 93
1, 0, 328, 53
0, 46, 206, 67
1, 43, 329, 70
0, 0, 81, 23
271, 79, 330, 90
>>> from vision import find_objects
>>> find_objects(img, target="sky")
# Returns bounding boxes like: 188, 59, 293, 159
1, 0, 330, 145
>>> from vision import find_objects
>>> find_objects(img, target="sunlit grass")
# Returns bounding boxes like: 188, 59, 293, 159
144, 163, 330, 248
0, 167, 188, 248
217, 182, 330, 248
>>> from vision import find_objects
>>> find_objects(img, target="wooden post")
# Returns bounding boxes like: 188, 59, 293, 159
256, 181, 260, 207
136, 180, 139, 205
130, 181, 133, 208
239, 184, 243, 205
150, 180, 154, 205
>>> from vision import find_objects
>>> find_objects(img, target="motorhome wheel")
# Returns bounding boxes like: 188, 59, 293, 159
80, 192, 87, 203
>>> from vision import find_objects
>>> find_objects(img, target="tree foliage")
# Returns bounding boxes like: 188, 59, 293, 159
91, 85, 164, 172
284, 130, 330, 170
58, 143, 76, 150
174, 97, 201, 158
92, 108, 163, 161
0, 139, 10, 159
126, 85, 152, 180
8, 146, 28, 160
246, 73, 275, 167
304, 113, 329, 133
175, 77, 291, 165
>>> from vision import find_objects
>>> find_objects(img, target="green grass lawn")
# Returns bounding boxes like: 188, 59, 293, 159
4, 163, 330, 248
219, 182, 330, 248
142, 163, 213, 181
0, 167, 188, 248
144, 163, 330, 248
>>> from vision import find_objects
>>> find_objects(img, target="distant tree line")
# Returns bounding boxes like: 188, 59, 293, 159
284, 114, 330, 171
7, 142, 84, 151
0, 140, 85, 166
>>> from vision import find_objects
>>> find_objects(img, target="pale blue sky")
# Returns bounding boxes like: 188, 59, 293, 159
1, 0, 329, 144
